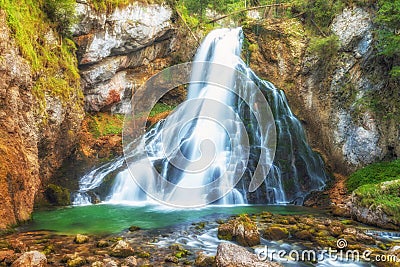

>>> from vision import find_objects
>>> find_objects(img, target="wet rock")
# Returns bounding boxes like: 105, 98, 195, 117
11, 251, 46, 267
218, 214, 260, 247
97, 240, 110, 248
136, 251, 150, 258
165, 255, 179, 264
110, 240, 135, 258
123, 256, 137, 266
195, 252, 215, 267
262, 227, 289, 241
293, 230, 313, 241
67, 256, 87, 267
169, 243, 185, 251
215, 243, 281, 267
44, 184, 70, 206
104, 259, 118, 267
128, 225, 141, 232
8, 239, 26, 253
0, 249, 15, 264
331, 205, 351, 217
74, 234, 89, 244
347, 183, 400, 230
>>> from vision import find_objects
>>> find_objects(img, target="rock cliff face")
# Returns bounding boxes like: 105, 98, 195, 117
0, 10, 84, 229
73, 1, 177, 113
245, 6, 399, 175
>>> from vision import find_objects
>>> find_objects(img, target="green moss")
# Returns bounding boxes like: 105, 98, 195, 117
353, 179, 400, 220
217, 232, 233, 241
346, 159, 400, 192
195, 221, 206, 229
308, 34, 339, 59
137, 251, 151, 258
149, 103, 176, 117
42, 244, 55, 255
0, 0, 83, 125
88, 0, 164, 12
44, 184, 71, 206
87, 113, 124, 138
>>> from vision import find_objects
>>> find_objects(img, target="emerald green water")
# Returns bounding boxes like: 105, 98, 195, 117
26, 204, 324, 235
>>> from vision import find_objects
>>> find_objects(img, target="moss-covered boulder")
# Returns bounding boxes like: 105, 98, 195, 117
217, 214, 260, 247
110, 240, 135, 258
44, 184, 70, 206
73, 234, 89, 244
262, 227, 289, 241
195, 252, 215, 267
348, 179, 400, 230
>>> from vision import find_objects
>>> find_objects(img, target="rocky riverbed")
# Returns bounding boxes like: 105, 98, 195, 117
1, 208, 400, 267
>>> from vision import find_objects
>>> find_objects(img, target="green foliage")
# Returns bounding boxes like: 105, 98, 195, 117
89, 0, 130, 12
149, 103, 176, 117
346, 159, 400, 192
44, 184, 71, 206
291, 0, 344, 34
87, 113, 124, 138
43, 0, 76, 37
308, 34, 339, 59
0, 0, 82, 123
375, 0, 400, 78
88, 0, 163, 12
353, 180, 400, 219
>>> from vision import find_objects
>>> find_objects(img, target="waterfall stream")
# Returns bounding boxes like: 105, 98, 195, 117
73, 27, 327, 207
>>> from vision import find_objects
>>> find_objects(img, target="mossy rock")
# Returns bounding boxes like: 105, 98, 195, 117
217, 214, 260, 246
96, 240, 110, 248
44, 184, 70, 206
195, 252, 215, 267
74, 234, 89, 244
165, 255, 179, 264
195, 221, 206, 229
128, 225, 141, 232
263, 227, 289, 241
293, 230, 313, 241
67, 256, 87, 267
137, 251, 151, 258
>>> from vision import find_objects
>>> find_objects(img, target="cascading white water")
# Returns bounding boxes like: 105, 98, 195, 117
72, 27, 327, 206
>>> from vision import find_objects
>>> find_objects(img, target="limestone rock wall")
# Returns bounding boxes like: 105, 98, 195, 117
246, 6, 399, 175
0, 10, 84, 229
73, 1, 176, 113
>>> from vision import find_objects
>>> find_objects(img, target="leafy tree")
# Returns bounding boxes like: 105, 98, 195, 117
375, 0, 400, 78
43, 0, 76, 37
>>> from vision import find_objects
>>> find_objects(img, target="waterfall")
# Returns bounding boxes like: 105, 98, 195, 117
72, 28, 327, 207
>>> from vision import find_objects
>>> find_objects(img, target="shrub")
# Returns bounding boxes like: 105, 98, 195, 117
308, 34, 339, 59
375, 0, 400, 78
43, 0, 77, 37
346, 159, 400, 192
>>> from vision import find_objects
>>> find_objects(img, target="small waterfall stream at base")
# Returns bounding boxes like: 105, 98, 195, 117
72, 27, 327, 207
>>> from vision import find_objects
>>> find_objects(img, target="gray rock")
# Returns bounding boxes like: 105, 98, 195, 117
334, 110, 382, 166
73, 2, 175, 113
11, 251, 46, 267
332, 7, 372, 51
123, 256, 138, 267
215, 243, 281, 267
110, 240, 135, 258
